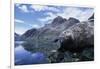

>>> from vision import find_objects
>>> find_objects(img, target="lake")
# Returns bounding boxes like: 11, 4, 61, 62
15, 41, 49, 65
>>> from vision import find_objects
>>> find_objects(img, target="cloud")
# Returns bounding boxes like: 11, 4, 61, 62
30, 5, 60, 12
15, 5, 94, 35
15, 4, 30, 13
30, 5, 46, 12
32, 24, 41, 28
15, 19, 33, 28
19, 5, 29, 12
37, 7, 93, 26
15, 3, 20, 7
15, 19, 24, 23
15, 4, 93, 21
16, 4, 60, 13
38, 12, 54, 22
15, 27, 29, 35
15, 20, 43, 29
15, 19, 33, 35
38, 12, 57, 24
32, 24, 43, 29
57, 7, 93, 21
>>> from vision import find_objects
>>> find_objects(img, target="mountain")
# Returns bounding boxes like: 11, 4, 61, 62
88, 14, 94, 23
14, 33, 21, 41
64, 17, 80, 29
22, 16, 80, 40
22, 28, 38, 39
51, 16, 67, 26
21, 14, 94, 62
88, 14, 94, 20
21, 16, 80, 55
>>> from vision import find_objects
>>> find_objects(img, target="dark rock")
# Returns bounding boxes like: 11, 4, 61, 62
58, 21, 94, 53
88, 14, 94, 22
68, 17, 80, 23
64, 17, 80, 29
51, 16, 67, 25
50, 17, 94, 62
88, 14, 94, 20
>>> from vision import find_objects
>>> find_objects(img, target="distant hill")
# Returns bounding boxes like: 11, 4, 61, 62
14, 33, 20, 41
22, 28, 39, 39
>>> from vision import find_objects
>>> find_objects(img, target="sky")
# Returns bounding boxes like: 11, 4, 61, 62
14, 3, 94, 35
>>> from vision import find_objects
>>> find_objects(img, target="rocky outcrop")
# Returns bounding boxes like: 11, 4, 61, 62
49, 14, 94, 62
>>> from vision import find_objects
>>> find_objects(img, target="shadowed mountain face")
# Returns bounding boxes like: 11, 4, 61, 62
67, 17, 80, 25
16, 14, 94, 63
22, 16, 80, 40
64, 17, 80, 29
88, 14, 94, 23
15, 33, 19, 37
15, 33, 20, 41
88, 14, 94, 20
51, 16, 67, 25
22, 28, 38, 39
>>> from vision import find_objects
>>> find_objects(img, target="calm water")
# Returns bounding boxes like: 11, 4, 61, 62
15, 41, 49, 65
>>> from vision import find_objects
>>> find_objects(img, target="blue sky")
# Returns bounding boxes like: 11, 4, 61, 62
15, 3, 94, 35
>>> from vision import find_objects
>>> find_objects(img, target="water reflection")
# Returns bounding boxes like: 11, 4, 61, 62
15, 41, 49, 65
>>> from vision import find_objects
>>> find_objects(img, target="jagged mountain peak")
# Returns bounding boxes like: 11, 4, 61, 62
15, 32, 21, 37
14, 33, 21, 41
88, 14, 94, 20
22, 28, 38, 38
68, 17, 80, 23
51, 16, 67, 25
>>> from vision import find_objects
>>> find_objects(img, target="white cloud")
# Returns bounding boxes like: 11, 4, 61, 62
15, 19, 33, 28
47, 7, 60, 12
15, 27, 29, 35
19, 5, 29, 13
15, 3, 20, 7
15, 19, 24, 23
15, 19, 33, 35
38, 12, 57, 24
32, 24, 44, 29
77, 9, 93, 21
15, 4, 30, 13
37, 7, 93, 26
15, 4, 93, 21
57, 7, 93, 21
30, 5, 46, 12
30, 5, 60, 12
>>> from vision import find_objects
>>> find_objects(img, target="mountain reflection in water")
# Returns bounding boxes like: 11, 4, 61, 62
15, 41, 49, 65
